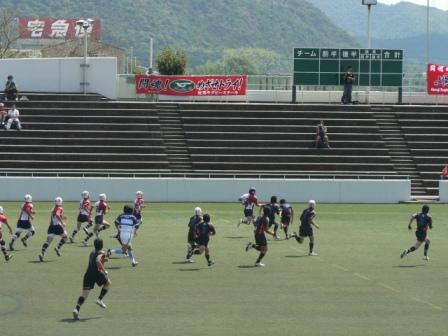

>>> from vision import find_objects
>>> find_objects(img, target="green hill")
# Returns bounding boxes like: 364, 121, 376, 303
4, 0, 359, 73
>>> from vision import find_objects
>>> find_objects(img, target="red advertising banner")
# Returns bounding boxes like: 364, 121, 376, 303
135, 75, 247, 96
427, 63, 448, 95
18, 17, 101, 40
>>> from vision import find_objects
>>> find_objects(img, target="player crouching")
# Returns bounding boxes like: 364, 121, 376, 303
194, 213, 216, 266
0, 206, 13, 261
107, 205, 140, 267
73, 238, 111, 320
39, 197, 68, 261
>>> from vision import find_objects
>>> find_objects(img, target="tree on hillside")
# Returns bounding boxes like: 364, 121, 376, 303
156, 47, 187, 75
0, 8, 20, 58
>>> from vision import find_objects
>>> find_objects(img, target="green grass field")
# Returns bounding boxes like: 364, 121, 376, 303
1, 202, 448, 336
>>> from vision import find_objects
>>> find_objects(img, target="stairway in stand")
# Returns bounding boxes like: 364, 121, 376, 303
372, 108, 427, 197
156, 104, 193, 173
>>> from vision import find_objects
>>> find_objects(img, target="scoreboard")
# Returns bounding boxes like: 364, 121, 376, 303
293, 48, 403, 87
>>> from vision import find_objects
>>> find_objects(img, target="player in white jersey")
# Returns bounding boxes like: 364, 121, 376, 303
39, 197, 68, 261
107, 205, 140, 267
9, 194, 36, 250
69, 191, 93, 243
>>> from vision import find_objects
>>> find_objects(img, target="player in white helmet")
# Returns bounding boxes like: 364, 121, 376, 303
289, 200, 320, 256
38, 197, 68, 261
69, 191, 93, 243
185, 207, 203, 263
82, 194, 111, 247
9, 194, 36, 251
0, 206, 13, 261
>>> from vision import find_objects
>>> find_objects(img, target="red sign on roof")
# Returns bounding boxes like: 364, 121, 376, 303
18, 17, 101, 40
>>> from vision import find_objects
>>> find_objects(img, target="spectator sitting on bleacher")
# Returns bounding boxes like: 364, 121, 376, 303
4, 75, 18, 101
5, 104, 21, 131
0, 103, 6, 127
315, 120, 330, 149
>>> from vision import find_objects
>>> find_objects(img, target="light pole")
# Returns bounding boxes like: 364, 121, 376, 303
76, 19, 94, 94
362, 0, 377, 104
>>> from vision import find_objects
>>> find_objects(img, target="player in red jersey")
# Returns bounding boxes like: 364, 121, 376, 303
9, 194, 36, 251
83, 194, 111, 246
0, 206, 13, 261
69, 191, 93, 243
38, 197, 68, 261
238, 187, 261, 226
73, 238, 111, 320
133, 191, 145, 224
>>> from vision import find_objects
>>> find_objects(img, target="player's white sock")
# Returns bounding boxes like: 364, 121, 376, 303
128, 250, 135, 263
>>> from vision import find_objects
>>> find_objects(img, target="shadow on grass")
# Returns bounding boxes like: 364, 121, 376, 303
59, 316, 102, 323
172, 261, 188, 265
224, 236, 247, 240
107, 266, 122, 270
178, 268, 201, 272
28, 260, 56, 264
284, 255, 307, 258
238, 265, 256, 269
392, 265, 425, 268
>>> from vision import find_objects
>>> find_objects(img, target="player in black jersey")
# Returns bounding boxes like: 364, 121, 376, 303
245, 207, 275, 267
194, 213, 216, 266
279, 199, 294, 239
289, 200, 319, 256
400, 205, 433, 260
73, 238, 111, 320
261, 196, 281, 240
185, 207, 203, 263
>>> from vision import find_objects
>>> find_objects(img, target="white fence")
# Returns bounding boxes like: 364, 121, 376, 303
0, 57, 117, 99
0, 177, 410, 203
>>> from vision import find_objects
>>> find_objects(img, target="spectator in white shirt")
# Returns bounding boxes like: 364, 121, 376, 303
6, 104, 21, 130
0, 103, 6, 127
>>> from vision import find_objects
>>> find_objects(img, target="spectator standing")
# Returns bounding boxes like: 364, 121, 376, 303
6, 104, 21, 131
341, 65, 355, 104
4, 75, 18, 101
315, 120, 330, 149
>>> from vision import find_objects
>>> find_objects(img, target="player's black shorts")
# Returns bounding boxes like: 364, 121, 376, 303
281, 217, 291, 227
268, 219, 277, 228
83, 271, 108, 290
95, 215, 104, 225
17, 220, 32, 230
415, 230, 427, 242
133, 212, 142, 221
77, 214, 90, 223
244, 209, 253, 217
187, 229, 196, 243
47, 225, 65, 236
255, 234, 267, 247
299, 225, 313, 237
197, 237, 209, 247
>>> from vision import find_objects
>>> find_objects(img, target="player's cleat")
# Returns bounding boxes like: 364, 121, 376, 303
38, 253, 44, 262
237, 219, 242, 227
96, 299, 107, 309
9, 242, 14, 251
208, 260, 215, 267
54, 247, 61, 257
308, 252, 318, 256
422, 255, 429, 261
255, 262, 265, 267
400, 250, 407, 259
82, 240, 88, 247
288, 232, 297, 239
73, 309, 80, 320
82, 227, 90, 235
132, 261, 139, 267
5, 254, 12, 261
273, 234, 280, 240
185, 258, 194, 263
21, 237, 28, 247
245, 242, 253, 252
106, 249, 112, 258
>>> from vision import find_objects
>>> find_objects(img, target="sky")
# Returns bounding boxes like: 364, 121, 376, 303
379, 0, 448, 10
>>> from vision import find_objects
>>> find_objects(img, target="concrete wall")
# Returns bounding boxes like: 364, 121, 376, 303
0, 57, 117, 99
439, 180, 448, 201
0, 177, 410, 203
